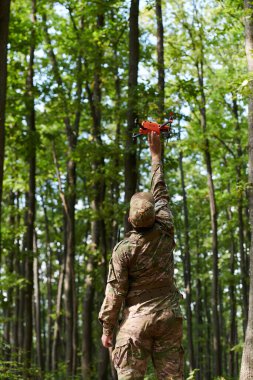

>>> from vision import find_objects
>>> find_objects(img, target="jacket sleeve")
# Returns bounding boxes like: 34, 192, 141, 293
98, 241, 129, 336
151, 160, 174, 237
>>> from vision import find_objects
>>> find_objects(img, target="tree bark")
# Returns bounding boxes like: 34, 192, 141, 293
233, 97, 249, 333
33, 233, 43, 375
124, 0, 139, 233
195, 232, 204, 380
23, 0, 36, 368
41, 192, 53, 372
82, 257, 95, 379
156, 0, 165, 117
64, 156, 77, 377
82, 13, 107, 379
184, 8, 221, 373
43, 12, 83, 375
240, 1, 253, 378
226, 206, 238, 379
110, 40, 122, 251
3, 191, 15, 361
178, 148, 195, 370
13, 193, 21, 357
155, 0, 165, 160
196, 41, 222, 378
52, 261, 65, 372
0, 0, 11, 259
204, 282, 212, 380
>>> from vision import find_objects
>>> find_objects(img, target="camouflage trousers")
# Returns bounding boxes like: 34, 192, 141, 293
112, 309, 184, 380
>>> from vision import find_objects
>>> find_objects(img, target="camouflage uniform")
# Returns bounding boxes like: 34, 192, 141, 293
99, 161, 184, 379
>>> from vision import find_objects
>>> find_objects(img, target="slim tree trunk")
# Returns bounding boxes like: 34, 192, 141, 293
81, 13, 108, 379
195, 232, 204, 380
240, 1, 253, 378
196, 40, 222, 378
233, 98, 249, 333
226, 206, 238, 379
185, 7, 221, 373
156, 0, 164, 117
155, 0, 165, 160
204, 282, 212, 380
64, 156, 77, 377
23, 0, 36, 368
12, 192, 20, 356
124, 0, 139, 232
33, 234, 43, 375
82, 257, 95, 379
195, 277, 203, 380
0, 0, 11, 260
110, 42, 122, 251
201, 92, 221, 379
41, 193, 53, 371
15, 193, 25, 362
43, 13, 83, 375
178, 148, 195, 370
3, 191, 15, 361
52, 261, 65, 372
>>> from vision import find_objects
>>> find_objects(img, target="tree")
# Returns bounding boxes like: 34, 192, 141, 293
0, 0, 11, 258
124, 0, 139, 232
23, 0, 36, 368
240, 0, 253, 378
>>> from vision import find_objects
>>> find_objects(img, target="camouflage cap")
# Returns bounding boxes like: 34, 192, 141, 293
129, 192, 155, 228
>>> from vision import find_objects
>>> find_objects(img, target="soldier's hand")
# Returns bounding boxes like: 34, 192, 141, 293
148, 131, 161, 161
101, 334, 113, 348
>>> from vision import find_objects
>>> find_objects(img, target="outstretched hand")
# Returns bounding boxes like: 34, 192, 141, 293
148, 131, 161, 161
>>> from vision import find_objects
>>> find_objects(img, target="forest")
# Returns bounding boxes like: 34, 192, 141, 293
0, 0, 253, 379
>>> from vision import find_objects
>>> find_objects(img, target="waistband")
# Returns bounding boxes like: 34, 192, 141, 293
126, 286, 175, 307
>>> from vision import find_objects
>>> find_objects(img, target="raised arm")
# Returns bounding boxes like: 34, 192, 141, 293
148, 132, 174, 236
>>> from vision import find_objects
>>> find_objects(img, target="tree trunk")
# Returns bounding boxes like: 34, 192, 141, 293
240, 1, 253, 378
82, 257, 95, 379
12, 193, 21, 357
23, 0, 36, 368
43, 13, 83, 375
52, 261, 65, 372
15, 193, 24, 362
184, 8, 221, 374
195, 277, 203, 380
196, 49, 222, 378
233, 97, 249, 333
204, 282, 212, 380
195, 233, 204, 380
33, 233, 43, 375
64, 156, 77, 377
3, 191, 15, 361
156, 0, 164, 117
0, 0, 11, 259
155, 0, 165, 160
81, 13, 108, 378
202, 103, 221, 378
124, 0, 139, 233
42, 193, 53, 372
110, 42, 122, 250
226, 207, 238, 379
178, 148, 195, 370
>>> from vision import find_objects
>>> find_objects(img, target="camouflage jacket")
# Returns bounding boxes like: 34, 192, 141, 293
99, 161, 181, 336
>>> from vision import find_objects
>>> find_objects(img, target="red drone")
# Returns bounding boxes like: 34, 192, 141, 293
133, 112, 174, 139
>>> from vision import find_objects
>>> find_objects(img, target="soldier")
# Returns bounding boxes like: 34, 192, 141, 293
99, 131, 184, 379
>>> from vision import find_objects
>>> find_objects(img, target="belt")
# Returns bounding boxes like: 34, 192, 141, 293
126, 286, 175, 307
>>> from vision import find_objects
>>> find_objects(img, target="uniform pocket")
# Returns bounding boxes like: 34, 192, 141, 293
107, 259, 116, 283
112, 338, 131, 370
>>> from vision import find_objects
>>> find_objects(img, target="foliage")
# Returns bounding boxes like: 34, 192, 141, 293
0, 0, 250, 378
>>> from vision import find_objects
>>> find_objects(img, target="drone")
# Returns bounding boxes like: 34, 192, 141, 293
133, 112, 174, 139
